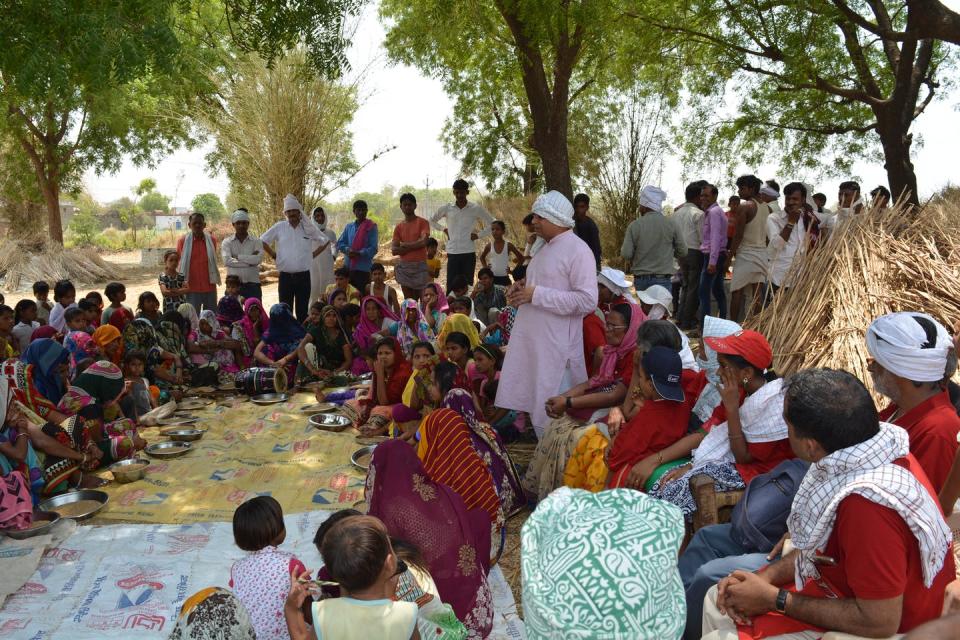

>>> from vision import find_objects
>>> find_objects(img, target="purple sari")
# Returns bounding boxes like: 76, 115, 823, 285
442, 388, 523, 522
367, 440, 494, 638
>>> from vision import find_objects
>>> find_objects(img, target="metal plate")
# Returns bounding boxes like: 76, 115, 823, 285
161, 429, 204, 442
2, 511, 61, 539
39, 490, 109, 521
308, 413, 351, 432
158, 417, 199, 426
251, 393, 290, 405
109, 458, 150, 483
145, 441, 193, 458
322, 387, 350, 395
351, 445, 376, 472
299, 402, 335, 414
354, 435, 389, 446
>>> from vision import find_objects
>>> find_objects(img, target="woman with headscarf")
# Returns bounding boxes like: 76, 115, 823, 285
254, 303, 305, 381
57, 361, 145, 464
177, 303, 200, 334
391, 299, 434, 358
295, 304, 352, 382
648, 329, 794, 518
188, 310, 241, 379
436, 313, 481, 351
340, 337, 412, 436
64, 331, 99, 380
367, 439, 494, 638
522, 487, 685, 639
91, 324, 124, 366
230, 298, 269, 368
167, 587, 257, 640
419, 283, 448, 332
29, 325, 59, 344
350, 296, 400, 375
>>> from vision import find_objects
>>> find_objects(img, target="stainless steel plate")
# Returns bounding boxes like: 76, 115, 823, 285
309, 413, 351, 432
351, 445, 376, 471
39, 490, 109, 521
1, 511, 61, 539
145, 441, 193, 458
161, 429, 204, 442
251, 393, 290, 405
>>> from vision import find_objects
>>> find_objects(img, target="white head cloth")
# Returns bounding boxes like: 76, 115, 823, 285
760, 185, 780, 199
597, 267, 636, 302
282, 194, 303, 214
637, 285, 673, 318
639, 185, 666, 212
531, 190, 574, 228
230, 209, 249, 224
866, 312, 952, 383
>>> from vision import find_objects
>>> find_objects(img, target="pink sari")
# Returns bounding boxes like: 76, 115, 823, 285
367, 440, 493, 638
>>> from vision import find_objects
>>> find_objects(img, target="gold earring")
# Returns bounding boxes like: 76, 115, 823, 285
742, 378, 749, 386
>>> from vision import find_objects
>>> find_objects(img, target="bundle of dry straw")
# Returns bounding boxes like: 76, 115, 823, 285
0, 240, 120, 291
745, 201, 960, 390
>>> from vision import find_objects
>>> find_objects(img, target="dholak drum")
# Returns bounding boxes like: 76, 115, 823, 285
235, 367, 288, 395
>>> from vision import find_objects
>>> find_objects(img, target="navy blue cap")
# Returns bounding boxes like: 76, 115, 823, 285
641, 346, 684, 402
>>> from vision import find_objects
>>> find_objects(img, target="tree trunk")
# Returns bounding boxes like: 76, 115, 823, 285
40, 174, 64, 245
873, 100, 919, 205
533, 118, 572, 199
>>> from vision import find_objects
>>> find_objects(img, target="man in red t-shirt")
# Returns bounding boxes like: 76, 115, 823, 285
391, 192, 431, 300
176, 213, 220, 312
866, 312, 960, 491
702, 369, 954, 639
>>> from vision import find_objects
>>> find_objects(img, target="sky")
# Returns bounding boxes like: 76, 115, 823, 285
84, 2, 960, 210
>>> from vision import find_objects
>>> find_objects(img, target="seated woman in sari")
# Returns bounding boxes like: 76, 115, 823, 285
187, 310, 242, 383
92, 324, 124, 366
296, 303, 352, 383
340, 337, 412, 436
57, 360, 146, 465
391, 299, 434, 359
253, 304, 304, 381
3, 342, 106, 492
419, 362, 523, 534
177, 303, 200, 336
393, 341, 438, 435
367, 439, 494, 638
419, 283, 448, 334
648, 329, 794, 517
230, 298, 268, 368
350, 296, 400, 375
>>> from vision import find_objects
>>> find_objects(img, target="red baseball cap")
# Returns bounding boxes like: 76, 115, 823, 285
704, 330, 773, 370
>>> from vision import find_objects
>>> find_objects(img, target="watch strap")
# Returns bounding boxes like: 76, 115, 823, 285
775, 588, 788, 613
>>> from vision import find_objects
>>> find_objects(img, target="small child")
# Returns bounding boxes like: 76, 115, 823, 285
101, 282, 132, 327
442, 332, 472, 371
326, 267, 361, 304
0, 305, 15, 358
231, 496, 308, 640
77, 298, 100, 332
425, 237, 441, 282
158, 249, 187, 312
329, 289, 348, 311
84, 291, 104, 327
136, 292, 162, 327
366, 263, 400, 316
33, 281, 52, 326
120, 350, 157, 421
11, 300, 39, 354
479, 220, 523, 286
340, 303, 361, 335
285, 514, 419, 640
63, 307, 88, 333
49, 279, 76, 333
216, 274, 245, 328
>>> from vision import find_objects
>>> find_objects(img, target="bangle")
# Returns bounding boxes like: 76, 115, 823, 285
15, 432, 28, 441
565, 396, 573, 409
728, 433, 745, 440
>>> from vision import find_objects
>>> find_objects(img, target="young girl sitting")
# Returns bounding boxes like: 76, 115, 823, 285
284, 514, 419, 640
441, 332, 472, 372
395, 341, 438, 440
230, 496, 308, 640
188, 310, 241, 381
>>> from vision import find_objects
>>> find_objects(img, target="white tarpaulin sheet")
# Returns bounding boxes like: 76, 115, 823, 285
0, 511, 525, 639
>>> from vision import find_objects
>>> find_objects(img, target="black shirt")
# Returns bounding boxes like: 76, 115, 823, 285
574, 216, 602, 270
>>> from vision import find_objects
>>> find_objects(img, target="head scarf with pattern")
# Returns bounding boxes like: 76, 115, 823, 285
436, 313, 481, 350
354, 296, 399, 352
588, 301, 643, 388
19, 339, 70, 405
64, 331, 99, 380
177, 303, 200, 333
168, 587, 256, 640
396, 299, 433, 357
235, 298, 268, 351
72, 360, 124, 404
30, 325, 59, 343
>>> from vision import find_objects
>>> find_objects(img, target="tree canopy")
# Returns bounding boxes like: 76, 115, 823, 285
192, 193, 227, 221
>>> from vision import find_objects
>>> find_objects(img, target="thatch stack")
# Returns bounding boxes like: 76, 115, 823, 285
0, 240, 120, 291
745, 201, 960, 389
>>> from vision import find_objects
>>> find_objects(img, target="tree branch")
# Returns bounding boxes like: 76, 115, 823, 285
835, 19, 882, 97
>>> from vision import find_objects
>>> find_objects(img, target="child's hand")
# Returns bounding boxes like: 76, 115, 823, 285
285, 567, 314, 611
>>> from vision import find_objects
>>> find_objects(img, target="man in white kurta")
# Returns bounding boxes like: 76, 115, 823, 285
496, 191, 599, 438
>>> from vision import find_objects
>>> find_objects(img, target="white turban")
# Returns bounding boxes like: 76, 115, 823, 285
866, 312, 953, 382
282, 193, 303, 214
639, 186, 666, 212
531, 190, 574, 228
598, 267, 636, 302
231, 209, 249, 223
760, 185, 780, 199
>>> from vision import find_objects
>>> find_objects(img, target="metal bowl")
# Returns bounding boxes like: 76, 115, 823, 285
351, 445, 376, 471
158, 417, 199, 426
161, 428, 204, 442
309, 413, 352, 432
300, 402, 335, 415
145, 441, 193, 458
39, 490, 109, 521
2, 511, 61, 539
251, 393, 289, 405
357, 372, 373, 382
109, 458, 150, 483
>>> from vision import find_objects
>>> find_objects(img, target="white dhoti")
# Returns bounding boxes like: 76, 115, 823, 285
730, 244, 769, 292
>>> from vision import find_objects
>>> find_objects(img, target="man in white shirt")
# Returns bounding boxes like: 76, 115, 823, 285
430, 178, 495, 287
261, 194, 328, 321
673, 181, 706, 329
220, 208, 264, 301
765, 181, 807, 294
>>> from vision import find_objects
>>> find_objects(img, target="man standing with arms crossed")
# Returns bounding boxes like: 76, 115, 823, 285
431, 178, 495, 287
391, 193, 431, 300
221, 208, 263, 301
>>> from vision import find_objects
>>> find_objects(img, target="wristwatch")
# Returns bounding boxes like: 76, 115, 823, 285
775, 588, 789, 613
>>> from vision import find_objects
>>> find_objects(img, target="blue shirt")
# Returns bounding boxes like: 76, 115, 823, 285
336, 220, 379, 272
